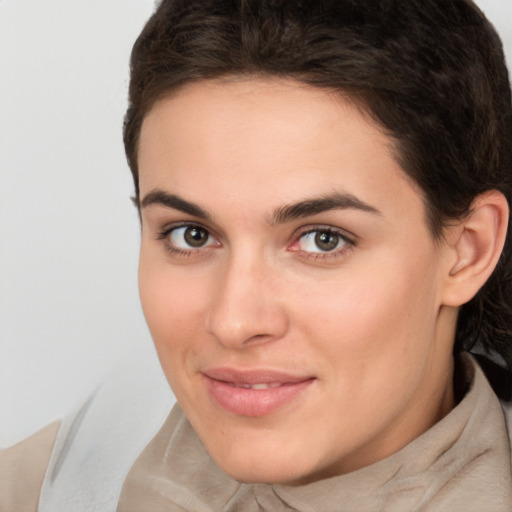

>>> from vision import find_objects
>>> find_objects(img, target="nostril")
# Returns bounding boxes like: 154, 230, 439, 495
245, 333, 274, 345
205, 306, 289, 349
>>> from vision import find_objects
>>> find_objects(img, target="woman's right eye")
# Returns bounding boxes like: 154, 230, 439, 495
160, 224, 218, 252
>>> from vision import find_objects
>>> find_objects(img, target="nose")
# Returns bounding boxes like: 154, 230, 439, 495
204, 255, 289, 349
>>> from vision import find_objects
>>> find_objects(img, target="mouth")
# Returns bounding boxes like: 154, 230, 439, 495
229, 382, 284, 389
202, 368, 315, 417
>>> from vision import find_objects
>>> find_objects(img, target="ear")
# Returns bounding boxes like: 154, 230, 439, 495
441, 190, 509, 307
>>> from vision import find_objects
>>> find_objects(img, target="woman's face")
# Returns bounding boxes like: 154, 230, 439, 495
137, 78, 457, 484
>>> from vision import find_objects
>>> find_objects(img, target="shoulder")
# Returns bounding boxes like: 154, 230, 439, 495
0, 421, 60, 512
37, 349, 175, 512
471, 353, 512, 449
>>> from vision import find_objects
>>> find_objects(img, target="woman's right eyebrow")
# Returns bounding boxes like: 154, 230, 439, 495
140, 189, 211, 220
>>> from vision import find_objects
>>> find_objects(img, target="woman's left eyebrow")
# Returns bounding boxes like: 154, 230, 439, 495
269, 192, 381, 225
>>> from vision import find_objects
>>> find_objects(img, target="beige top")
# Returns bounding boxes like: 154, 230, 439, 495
2, 355, 512, 511
0, 421, 59, 512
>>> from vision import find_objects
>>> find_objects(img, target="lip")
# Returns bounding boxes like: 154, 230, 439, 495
202, 367, 315, 417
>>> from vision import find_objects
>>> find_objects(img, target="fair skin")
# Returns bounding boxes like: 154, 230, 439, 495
137, 78, 508, 485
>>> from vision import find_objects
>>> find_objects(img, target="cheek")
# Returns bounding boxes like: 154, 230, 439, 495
138, 260, 212, 411
138, 257, 206, 355
290, 261, 442, 436
295, 253, 441, 376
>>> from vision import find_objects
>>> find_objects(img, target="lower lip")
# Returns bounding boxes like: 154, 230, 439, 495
204, 376, 314, 417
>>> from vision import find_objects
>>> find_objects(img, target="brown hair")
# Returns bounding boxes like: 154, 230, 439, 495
124, 0, 512, 382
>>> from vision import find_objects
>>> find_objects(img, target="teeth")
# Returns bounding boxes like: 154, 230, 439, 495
233, 382, 282, 390
252, 383, 271, 390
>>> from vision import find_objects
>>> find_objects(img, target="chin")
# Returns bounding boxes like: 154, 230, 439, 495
221, 463, 302, 485
209, 446, 316, 485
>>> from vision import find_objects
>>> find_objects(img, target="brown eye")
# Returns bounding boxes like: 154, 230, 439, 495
296, 229, 348, 253
184, 226, 209, 247
314, 231, 340, 251
167, 225, 215, 250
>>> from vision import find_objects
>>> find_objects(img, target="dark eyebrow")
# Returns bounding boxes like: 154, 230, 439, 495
140, 189, 380, 224
140, 189, 211, 220
270, 192, 381, 225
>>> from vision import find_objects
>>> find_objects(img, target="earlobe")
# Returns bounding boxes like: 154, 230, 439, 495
442, 190, 509, 307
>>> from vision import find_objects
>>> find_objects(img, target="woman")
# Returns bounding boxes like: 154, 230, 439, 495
2, 0, 511, 510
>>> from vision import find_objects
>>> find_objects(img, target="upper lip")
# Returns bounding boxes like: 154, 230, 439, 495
202, 367, 314, 385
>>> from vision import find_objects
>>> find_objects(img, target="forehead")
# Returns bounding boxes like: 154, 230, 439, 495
137, 78, 425, 225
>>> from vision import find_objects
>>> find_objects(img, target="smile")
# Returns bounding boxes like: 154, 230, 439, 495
231, 382, 282, 389
202, 368, 315, 417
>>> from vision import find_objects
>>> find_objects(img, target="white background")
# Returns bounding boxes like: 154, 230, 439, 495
1, 0, 511, 447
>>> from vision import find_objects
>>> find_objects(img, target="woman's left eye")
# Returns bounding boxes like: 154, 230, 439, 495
292, 228, 351, 254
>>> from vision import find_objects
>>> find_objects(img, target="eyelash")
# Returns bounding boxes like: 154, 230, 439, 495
156, 223, 355, 261
289, 225, 355, 262
156, 222, 218, 258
